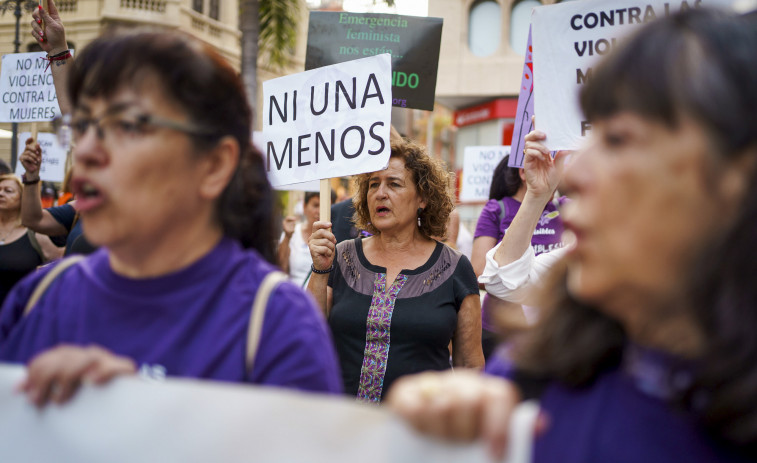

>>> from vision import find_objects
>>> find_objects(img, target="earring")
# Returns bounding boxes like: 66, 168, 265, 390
417, 207, 423, 227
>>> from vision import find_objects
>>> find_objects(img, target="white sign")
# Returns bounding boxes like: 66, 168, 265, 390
14, 132, 67, 183
532, 0, 737, 150
263, 54, 392, 187
0, 364, 538, 463
0, 52, 66, 122
460, 146, 510, 203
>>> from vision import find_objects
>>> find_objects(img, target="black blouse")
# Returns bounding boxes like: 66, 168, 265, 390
328, 238, 478, 402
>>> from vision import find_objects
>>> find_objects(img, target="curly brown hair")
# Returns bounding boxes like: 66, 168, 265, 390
352, 140, 454, 238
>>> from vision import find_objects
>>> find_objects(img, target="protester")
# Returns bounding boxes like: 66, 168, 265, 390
308, 139, 484, 403
0, 174, 61, 305
388, 9, 757, 461
0, 28, 342, 405
478, 130, 573, 308
330, 197, 361, 243
278, 191, 333, 287
471, 154, 564, 357
20, 139, 96, 256
20, 1, 94, 256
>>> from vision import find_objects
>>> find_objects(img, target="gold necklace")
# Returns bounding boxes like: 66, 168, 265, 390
0, 223, 20, 245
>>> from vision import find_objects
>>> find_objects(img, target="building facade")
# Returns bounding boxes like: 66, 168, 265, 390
429, 0, 573, 227
0, 0, 244, 164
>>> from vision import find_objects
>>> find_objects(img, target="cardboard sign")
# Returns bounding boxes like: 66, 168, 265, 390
531, 0, 737, 150
0, 364, 539, 463
263, 54, 392, 188
0, 51, 70, 122
460, 146, 510, 203
13, 132, 66, 182
305, 11, 442, 111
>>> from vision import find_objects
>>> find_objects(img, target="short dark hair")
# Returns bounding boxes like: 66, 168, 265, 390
303, 190, 336, 207
68, 30, 277, 263
514, 9, 757, 451
489, 155, 522, 200
304, 192, 319, 206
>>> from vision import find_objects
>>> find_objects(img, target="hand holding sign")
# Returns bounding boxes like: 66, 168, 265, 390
19, 137, 42, 181
522, 128, 570, 200
17, 345, 136, 407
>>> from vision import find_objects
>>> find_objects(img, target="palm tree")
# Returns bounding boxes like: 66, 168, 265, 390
239, 0, 301, 122
239, 0, 395, 123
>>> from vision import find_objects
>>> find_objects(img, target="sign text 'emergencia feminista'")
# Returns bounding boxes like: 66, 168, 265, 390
305, 11, 442, 111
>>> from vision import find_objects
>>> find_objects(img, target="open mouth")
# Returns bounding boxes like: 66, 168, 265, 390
375, 206, 391, 216
72, 179, 105, 213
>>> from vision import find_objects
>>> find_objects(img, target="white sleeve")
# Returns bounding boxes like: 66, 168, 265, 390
478, 245, 568, 303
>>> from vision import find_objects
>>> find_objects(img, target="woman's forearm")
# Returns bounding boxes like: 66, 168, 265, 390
492, 191, 552, 267
21, 182, 45, 228
306, 273, 330, 317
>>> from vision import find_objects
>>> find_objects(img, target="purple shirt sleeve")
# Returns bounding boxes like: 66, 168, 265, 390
474, 199, 505, 240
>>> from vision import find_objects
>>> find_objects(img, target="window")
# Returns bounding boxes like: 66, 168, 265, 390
509, 0, 540, 55
192, 0, 203, 13
209, 0, 219, 20
468, 0, 501, 57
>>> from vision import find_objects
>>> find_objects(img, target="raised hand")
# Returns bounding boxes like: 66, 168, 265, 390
281, 215, 297, 239
31, 0, 68, 55
19, 137, 42, 180
522, 120, 572, 199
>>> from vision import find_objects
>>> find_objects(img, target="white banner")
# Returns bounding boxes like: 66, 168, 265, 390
460, 146, 510, 203
0, 364, 538, 463
532, 0, 737, 150
263, 54, 392, 187
0, 51, 71, 123
14, 132, 67, 183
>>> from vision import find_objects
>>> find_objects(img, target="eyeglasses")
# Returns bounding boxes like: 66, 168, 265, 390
52, 112, 215, 151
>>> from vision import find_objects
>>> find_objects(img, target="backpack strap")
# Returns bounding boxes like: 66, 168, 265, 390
498, 199, 507, 226
245, 271, 288, 375
26, 229, 44, 261
23, 255, 85, 316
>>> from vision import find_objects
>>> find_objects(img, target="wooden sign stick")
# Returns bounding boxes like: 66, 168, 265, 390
320, 179, 331, 224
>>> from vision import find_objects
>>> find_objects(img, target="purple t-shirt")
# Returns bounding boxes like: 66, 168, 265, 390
486, 348, 750, 463
474, 196, 564, 255
0, 238, 342, 394
475, 197, 565, 331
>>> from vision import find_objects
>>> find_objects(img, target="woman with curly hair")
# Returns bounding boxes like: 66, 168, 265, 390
308, 140, 484, 403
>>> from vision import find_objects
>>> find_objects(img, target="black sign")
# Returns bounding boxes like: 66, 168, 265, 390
305, 11, 442, 111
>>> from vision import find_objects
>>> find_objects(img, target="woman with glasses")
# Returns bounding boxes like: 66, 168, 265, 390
0, 26, 342, 405
388, 9, 757, 461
